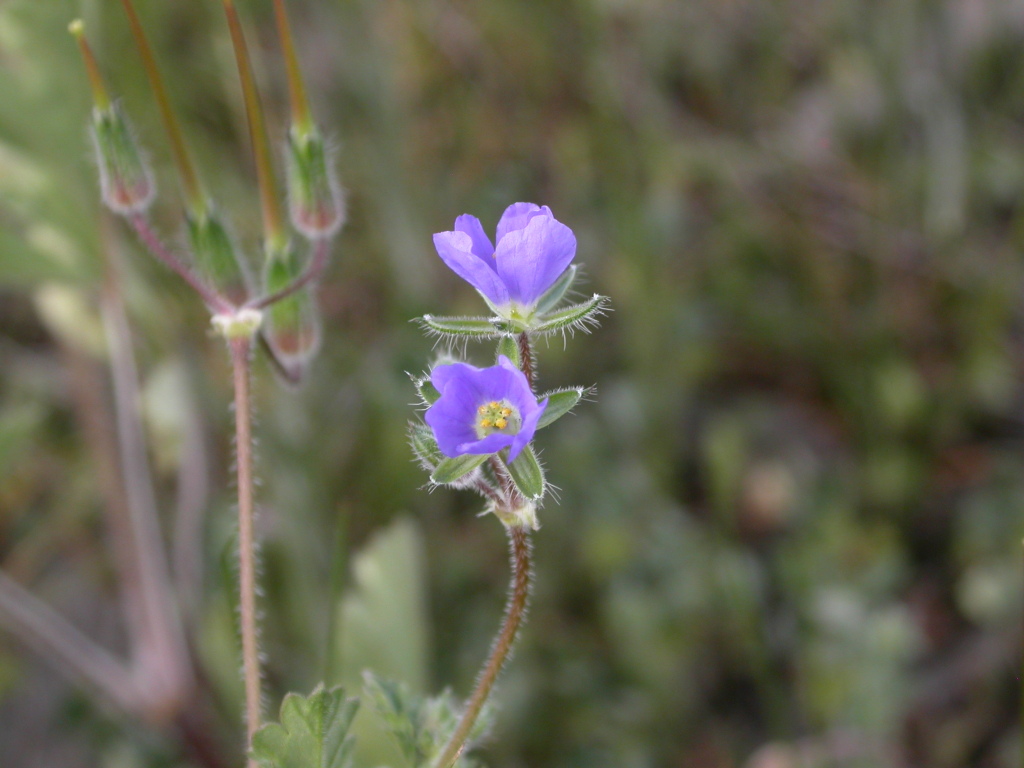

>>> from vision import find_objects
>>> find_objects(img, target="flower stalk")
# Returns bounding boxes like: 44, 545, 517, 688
118, 0, 204, 216
433, 524, 532, 768
228, 333, 262, 766
222, 0, 288, 253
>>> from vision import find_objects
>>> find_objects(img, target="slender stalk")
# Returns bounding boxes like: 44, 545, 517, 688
68, 21, 110, 111
118, 0, 204, 215
433, 526, 532, 768
246, 238, 331, 311
517, 332, 535, 388
0, 571, 139, 712
128, 213, 231, 313
229, 337, 262, 766
102, 282, 191, 718
222, 0, 288, 252
271, 0, 313, 135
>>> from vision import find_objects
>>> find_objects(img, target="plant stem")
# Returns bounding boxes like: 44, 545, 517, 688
433, 525, 532, 768
229, 337, 262, 766
118, 0, 204, 215
222, 0, 287, 252
0, 571, 139, 712
128, 214, 231, 313
517, 332, 535, 388
246, 237, 331, 311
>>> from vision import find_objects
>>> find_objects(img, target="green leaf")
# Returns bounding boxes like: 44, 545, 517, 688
363, 673, 492, 768
532, 294, 609, 335
534, 264, 577, 315
503, 444, 545, 502
536, 387, 587, 429
418, 315, 502, 338
333, 518, 431, 766
409, 423, 444, 470
430, 453, 489, 485
495, 335, 521, 367
251, 684, 359, 768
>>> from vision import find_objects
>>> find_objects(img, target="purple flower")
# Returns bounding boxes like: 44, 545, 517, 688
425, 356, 548, 464
432, 203, 576, 314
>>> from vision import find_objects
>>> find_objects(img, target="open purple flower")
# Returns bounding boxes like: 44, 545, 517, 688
433, 203, 576, 316
425, 355, 548, 464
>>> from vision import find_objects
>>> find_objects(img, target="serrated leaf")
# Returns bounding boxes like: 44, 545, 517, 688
495, 335, 520, 367
363, 673, 489, 768
534, 265, 577, 315
418, 315, 502, 338
503, 444, 545, 501
251, 685, 359, 768
536, 388, 586, 429
532, 294, 608, 334
430, 453, 489, 485
409, 423, 444, 470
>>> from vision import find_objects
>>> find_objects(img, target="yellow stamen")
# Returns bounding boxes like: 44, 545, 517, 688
500, 407, 512, 417
489, 401, 499, 408
480, 419, 493, 428
495, 418, 508, 429
478, 405, 488, 414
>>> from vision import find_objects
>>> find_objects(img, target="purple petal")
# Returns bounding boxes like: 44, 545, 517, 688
495, 203, 552, 244
433, 231, 510, 306
457, 432, 514, 455
494, 215, 576, 306
431, 362, 478, 396
454, 215, 495, 262
424, 391, 479, 456
508, 397, 548, 463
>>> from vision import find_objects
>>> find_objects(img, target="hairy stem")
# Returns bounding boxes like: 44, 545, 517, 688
433, 525, 532, 768
128, 214, 230, 313
517, 332, 534, 388
229, 337, 262, 765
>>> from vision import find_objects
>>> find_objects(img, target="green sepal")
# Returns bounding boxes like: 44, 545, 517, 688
502, 444, 545, 501
536, 387, 588, 429
532, 294, 609, 335
262, 243, 322, 381
431, 453, 489, 485
495, 335, 521, 367
187, 206, 249, 301
418, 314, 502, 339
91, 103, 154, 214
286, 126, 343, 239
250, 684, 359, 768
409, 423, 444, 470
409, 373, 441, 406
534, 264, 577, 315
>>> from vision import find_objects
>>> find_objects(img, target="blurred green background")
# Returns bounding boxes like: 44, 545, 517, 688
0, 0, 1021, 766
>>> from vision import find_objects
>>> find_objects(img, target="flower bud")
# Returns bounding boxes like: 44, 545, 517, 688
263, 244, 321, 382
91, 103, 155, 215
187, 207, 252, 304
285, 126, 344, 240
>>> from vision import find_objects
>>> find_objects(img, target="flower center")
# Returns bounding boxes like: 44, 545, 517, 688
476, 400, 519, 437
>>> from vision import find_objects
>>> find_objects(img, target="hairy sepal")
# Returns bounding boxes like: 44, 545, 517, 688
536, 387, 589, 429
418, 314, 503, 339
502, 444, 545, 502
532, 294, 609, 335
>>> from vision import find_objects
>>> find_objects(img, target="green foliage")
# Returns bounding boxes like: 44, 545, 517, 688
530, 295, 608, 335
363, 672, 492, 768
501, 445, 544, 503
251, 685, 359, 768
430, 454, 489, 486
494, 335, 520, 367
535, 387, 587, 430
417, 315, 503, 339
